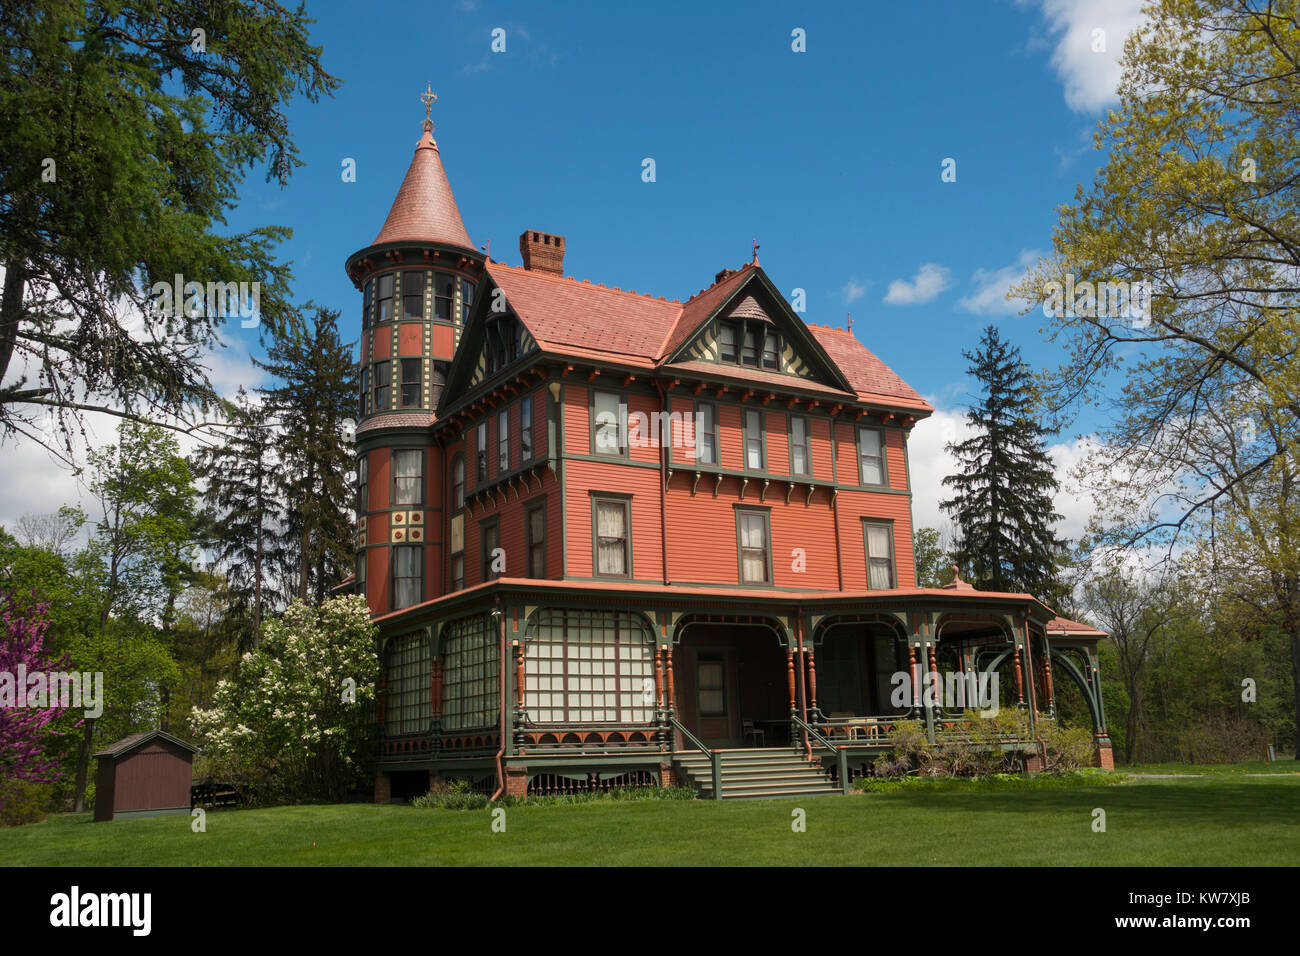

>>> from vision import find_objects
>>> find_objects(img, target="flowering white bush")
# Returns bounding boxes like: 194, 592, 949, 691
191, 595, 379, 802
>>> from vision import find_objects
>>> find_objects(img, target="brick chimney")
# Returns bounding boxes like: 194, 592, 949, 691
519, 230, 565, 275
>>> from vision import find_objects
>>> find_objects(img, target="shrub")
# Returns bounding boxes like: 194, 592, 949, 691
0, 779, 51, 827
410, 782, 697, 810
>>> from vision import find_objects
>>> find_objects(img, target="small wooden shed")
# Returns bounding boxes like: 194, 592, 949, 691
93, 730, 198, 822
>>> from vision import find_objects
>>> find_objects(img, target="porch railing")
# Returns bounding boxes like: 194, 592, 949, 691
670, 716, 722, 801
791, 713, 850, 795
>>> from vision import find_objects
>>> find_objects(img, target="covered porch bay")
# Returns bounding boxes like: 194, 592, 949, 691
371, 578, 1112, 800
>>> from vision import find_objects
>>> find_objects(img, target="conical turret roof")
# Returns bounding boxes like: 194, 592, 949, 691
372, 119, 474, 250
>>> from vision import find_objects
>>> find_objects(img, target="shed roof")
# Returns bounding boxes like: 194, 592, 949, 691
94, 730, 198, 758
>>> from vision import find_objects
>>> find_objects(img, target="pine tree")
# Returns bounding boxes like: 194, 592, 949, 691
940, 325, 1067, 603
257, 305, 356, 604
193, 388, 286, 647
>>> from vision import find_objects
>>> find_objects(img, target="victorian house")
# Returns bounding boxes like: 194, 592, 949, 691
346, 97, 1113, 801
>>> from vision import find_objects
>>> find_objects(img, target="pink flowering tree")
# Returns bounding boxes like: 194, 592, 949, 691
0, 594, 75, 810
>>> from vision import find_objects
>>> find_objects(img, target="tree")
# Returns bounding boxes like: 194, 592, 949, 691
193, 388, 286, 645
1082, 565, 1174, 764
13, 508, 81, 556
913, 527, 954, 588
257, 305, 356, 603
0, 1, 338, 449
190, 595, 378, 803
940, 325, 1068, 602
0, 596, 74, 814
1013, 2, 1300, 755
67, 421, 196, 808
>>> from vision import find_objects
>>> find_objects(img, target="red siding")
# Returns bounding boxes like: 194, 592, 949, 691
836, 490, 915, 589
563, 384, 588, 456
564, 458, 662, 580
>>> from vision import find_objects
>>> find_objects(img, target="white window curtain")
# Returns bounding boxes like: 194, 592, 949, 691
740, 512, 768, 583
596, 501, 627, 575
859, 428, 883, 485
866, 524, 894, 589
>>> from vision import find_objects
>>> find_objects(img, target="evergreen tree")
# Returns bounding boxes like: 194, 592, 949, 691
0, 1, 337, 445
193, 387, 286, 647
257, 305, 356, 604
940, 325, 1067, 603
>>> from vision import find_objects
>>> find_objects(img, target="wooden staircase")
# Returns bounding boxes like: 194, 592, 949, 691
674, 748, 840, 800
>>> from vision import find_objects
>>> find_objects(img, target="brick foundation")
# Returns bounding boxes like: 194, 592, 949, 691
504, 766, 528, 799
659, 762, 677, 788
1023, 751, 1045, 773
374, 770, 391, 804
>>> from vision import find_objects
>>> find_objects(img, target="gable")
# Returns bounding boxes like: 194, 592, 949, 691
439, 276, 540, 412
663, 270, 854, 394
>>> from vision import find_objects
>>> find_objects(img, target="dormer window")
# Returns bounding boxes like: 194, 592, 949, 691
720, 323, 737, 363
715, 310, 780, 373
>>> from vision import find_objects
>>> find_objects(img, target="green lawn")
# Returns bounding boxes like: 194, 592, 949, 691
1120, 759, 1299, 775
3, 775, 1298, 866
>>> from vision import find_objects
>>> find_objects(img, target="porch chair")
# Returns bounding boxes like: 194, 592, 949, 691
742, 719, 766, 746
826, 712, 857, 740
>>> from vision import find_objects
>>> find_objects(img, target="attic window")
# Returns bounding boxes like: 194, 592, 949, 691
719, 322, 737, 363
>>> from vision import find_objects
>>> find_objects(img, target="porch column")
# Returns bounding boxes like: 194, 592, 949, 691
806, 649, 819, 717
786, 649, 797, 715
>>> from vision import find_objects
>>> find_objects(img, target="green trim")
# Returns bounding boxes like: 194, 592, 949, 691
788, 412, 811, 477
390, 447, 427, 507
855, 425, 889, 489
741, 406, 768, 471
479, 516, 501, 583
733, 504, 774, 587
862, 517, 898, 590
563, 453, 660, 470
590, 491, 634, 579
524, 496, 546, 578
588, 388, 630, 459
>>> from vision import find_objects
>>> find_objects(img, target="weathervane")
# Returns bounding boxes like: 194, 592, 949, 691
847, 312, 852, 333
751, 238, 760, 266
421, 82, 437, 131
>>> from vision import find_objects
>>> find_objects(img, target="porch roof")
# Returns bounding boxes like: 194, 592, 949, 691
371, 577, 1061, 628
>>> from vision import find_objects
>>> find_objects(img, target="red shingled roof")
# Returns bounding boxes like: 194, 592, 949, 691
487, 262, 681, 361
656, 264, 754, 359
807, 324, 931, 412
373, 125, 474, 250
1046, 615, 1107, 637
481, 260, 931, 411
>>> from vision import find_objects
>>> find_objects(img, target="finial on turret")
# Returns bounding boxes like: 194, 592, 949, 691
420, 82, 438, 133
751, 238, 760, 267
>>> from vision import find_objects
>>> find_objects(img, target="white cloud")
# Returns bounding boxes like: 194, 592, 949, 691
1029, 0, 1148, 112
907, 402, 1098, 546
882, 263, 951, 306
841, 279, 866, 304
958, 249, 1044, 317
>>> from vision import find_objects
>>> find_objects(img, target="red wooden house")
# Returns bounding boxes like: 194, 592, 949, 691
346, 101, 1113, 801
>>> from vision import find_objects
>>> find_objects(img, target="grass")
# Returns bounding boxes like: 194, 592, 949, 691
3, 774, 1298, 866
1120, 759, 1299, 775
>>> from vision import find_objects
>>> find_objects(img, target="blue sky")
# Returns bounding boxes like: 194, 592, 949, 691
3, 0, 1151, 541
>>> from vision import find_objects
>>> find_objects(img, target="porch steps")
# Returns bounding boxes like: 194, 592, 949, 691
674, 748, 839, 800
